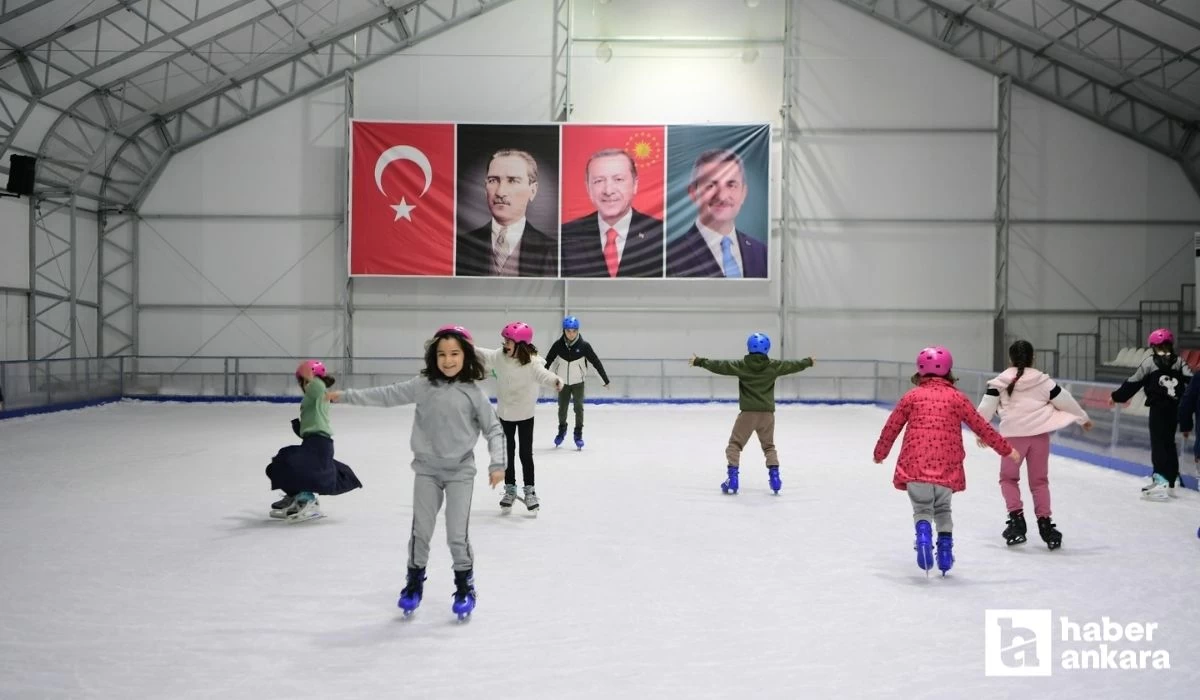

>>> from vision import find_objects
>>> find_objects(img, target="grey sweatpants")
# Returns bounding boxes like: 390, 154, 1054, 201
906, 482, 954, 533
557, 382, 585, 428
408, 472, 474, 571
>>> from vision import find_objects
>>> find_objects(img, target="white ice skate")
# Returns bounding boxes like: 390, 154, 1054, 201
1141, 474, 1170, 502
286, 495, 324, 523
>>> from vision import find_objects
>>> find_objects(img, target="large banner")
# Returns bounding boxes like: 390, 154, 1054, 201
349, 121, 770, 279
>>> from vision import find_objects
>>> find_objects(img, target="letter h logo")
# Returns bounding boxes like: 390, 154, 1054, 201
985, 609, 1052, 676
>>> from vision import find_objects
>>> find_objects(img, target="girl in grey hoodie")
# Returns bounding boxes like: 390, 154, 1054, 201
330, 325, 504, 621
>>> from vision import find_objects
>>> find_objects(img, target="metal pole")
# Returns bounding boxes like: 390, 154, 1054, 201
993, 74, 1012, 371
27, 196, 36, 361
343, 68, 355, 375
780, 0, 795, 359
69, 195, 77, 361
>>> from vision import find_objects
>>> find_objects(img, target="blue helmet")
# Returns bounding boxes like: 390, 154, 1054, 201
563, 316, 580, 330
747, 333, 771, 355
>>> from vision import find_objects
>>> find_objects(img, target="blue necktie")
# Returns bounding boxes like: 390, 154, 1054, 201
720, 236, 742, 278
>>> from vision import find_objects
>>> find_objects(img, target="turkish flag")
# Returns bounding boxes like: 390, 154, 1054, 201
349, 121, 455, 276
560, 125, 665, 224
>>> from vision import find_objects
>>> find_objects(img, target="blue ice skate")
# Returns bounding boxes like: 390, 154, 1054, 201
573, 427, 584, 450
554, 424, 567, 448
398, 567, 425, 617
721, 465, 739, 495
935, 533, 954, 576
914, 520, 934, 573
452, 569, 476, 622
767, 466, 782, 495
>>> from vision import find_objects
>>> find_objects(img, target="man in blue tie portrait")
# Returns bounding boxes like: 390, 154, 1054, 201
666, 148, 768, 279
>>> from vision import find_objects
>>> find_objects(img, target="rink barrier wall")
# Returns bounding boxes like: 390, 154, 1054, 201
3, 394, 1194, 490
0, 355, 1193, 490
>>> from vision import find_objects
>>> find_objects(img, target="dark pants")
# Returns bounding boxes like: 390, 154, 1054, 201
557, 383, 585, 430
1148, 404, 1180, 486
502, 417, 535, 486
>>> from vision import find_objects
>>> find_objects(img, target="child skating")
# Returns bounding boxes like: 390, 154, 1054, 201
874, 346, 1019, 576
976, 340, 1092, 550
1110, 328, 1191, 500
543, 315, 610, 449
265, 360, 362, 522
689, 332, 813, 495
330, 325, 504, 620
475, 322, 563, 514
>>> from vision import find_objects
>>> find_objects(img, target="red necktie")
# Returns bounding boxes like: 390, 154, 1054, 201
604, 228, 619, 277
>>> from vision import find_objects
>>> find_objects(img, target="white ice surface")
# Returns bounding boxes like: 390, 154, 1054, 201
1, 401, 1198, 699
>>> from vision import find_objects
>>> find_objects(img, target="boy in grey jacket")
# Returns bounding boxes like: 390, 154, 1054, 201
331, 324, 504, 620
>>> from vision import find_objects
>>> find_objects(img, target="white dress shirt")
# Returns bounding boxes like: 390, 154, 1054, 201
597, 208, 633, 265
695, 218, 743, 276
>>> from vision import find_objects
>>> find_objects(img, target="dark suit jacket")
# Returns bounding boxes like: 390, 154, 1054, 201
665, 224, 768, 278
456, 221, 557, 277
560, 209, 664, 278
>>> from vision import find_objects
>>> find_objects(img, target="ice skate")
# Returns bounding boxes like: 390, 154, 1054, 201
452, 569, 476, 621
499, 484, 517, 513
573, 426, 584, 450
1141, 474, 1169, 501
767, 466, 781, 495
1037, 516, 1062, 550
397, 567, 426, 617
914, 520, 934, 573
1002, 510, 1027, 545
935, 533, 954, 575
269, 493, 295, 519
720, 465, 739, 495
522, 485, 539, 514
553, 424, 567, 448
285, 493, 323, 523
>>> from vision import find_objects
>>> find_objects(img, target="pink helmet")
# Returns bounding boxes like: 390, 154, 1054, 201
1148, 328, 1174, 346
916, 346, 953, 376
502, 321, 533, 344
295, 360, 327, 378
435, 324, 473, 343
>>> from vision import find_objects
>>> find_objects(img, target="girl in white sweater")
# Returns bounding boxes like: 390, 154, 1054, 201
477, 321, 563, 512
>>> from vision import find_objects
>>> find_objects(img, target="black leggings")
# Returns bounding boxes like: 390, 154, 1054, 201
501, 417, 535, 486
1148, 404, 1180, 486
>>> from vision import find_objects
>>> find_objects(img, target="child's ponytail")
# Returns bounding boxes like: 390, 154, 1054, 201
1006, 340, 1035, 396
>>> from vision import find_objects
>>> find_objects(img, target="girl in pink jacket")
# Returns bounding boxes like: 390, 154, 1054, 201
874, 346, 1018, 575
976, 340, 1092, 550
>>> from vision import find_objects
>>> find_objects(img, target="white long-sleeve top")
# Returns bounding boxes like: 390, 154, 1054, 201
476, 346, 562, 421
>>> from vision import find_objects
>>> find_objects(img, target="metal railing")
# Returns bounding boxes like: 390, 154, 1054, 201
0, 354, 1174, 480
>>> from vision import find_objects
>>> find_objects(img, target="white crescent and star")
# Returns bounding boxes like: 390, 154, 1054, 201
374, 145, 433, 222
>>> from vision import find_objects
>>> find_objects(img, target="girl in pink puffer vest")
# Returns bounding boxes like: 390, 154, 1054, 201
874, 346, 1018, 575
976, 340, 1092, 551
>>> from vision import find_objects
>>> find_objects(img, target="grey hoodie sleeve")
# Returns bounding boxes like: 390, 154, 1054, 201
341, 376, 427, 407
470, 385, 506, 472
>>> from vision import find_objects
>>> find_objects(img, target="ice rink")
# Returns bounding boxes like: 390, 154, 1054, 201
2, 400, 1198, 699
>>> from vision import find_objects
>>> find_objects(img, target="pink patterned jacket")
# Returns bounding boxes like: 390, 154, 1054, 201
874, 377, 1013, 492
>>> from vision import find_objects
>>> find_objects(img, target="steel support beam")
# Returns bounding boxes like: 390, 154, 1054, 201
342, 69, 354, 373
828, 0, 1200, 199
98, 209, 138, 357
29, 195, 88, 360
551, 0, 573, 122
994, 74, 1013, 371
780, 0, 796, 360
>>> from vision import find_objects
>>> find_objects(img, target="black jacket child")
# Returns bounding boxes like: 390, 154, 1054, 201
1111, 352, 1191, 407
544, 334, 611, 387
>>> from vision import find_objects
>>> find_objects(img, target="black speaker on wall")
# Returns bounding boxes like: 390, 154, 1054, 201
5, 154, 36, 196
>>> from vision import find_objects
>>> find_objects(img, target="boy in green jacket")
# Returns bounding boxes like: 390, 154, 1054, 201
689, 333, 814, 495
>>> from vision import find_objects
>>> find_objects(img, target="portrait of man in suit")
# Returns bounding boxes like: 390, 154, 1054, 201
666, 148, 768, 279
560, 148, 664, 278
455, 148, 557, 277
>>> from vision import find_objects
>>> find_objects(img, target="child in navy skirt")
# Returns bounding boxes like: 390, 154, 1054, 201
266, 360, 362, 521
